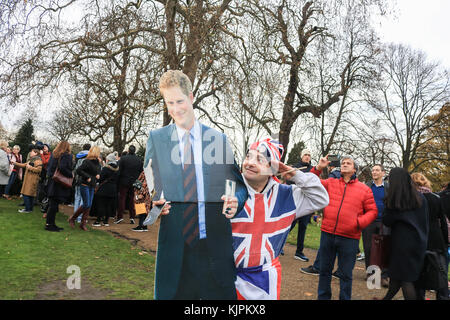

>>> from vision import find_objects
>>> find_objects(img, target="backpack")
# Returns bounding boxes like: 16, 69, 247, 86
73, 157, 86, 186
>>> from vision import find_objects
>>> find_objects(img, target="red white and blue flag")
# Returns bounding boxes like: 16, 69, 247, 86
231, 181, 298, 300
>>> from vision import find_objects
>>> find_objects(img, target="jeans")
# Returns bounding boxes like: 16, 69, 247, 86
291, 214, 312, 255
74, 186, 84, 222
5, 171, 17, 195
318, 231, 359, 300
79, 185, 94, 209
23, 195, 34, 212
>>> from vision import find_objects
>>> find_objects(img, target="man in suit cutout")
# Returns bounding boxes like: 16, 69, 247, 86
144, 70, 248, 300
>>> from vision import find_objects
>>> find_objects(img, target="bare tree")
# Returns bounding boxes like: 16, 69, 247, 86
232, 0, 387, 161
366, 43, 450, 170
0, 0, 243, 151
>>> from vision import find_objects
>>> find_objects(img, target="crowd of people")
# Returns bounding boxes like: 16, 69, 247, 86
0, 69, 449, 301
0, 139, 145, 233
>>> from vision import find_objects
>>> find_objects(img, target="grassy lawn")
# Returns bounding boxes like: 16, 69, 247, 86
0, 198, 155, 300
286, 216, 364, 252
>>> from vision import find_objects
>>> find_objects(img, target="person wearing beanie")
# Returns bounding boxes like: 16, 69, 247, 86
230, 138, 329, 300
92, 152, 120, 227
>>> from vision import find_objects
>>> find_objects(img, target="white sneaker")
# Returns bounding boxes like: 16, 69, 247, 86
18, 209, 31, 213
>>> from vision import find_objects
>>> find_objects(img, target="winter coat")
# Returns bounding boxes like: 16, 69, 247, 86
417, 188, 448, 253
9, 153, 23, 180
95, 163, 119, 198
14, 155, 42, 197
76, 158, 101, 187
311, 167, 378, 240
0, 149, 10, 185
46, 153, 74, 202
382, 194, 429, 281
117, 154, 143, 187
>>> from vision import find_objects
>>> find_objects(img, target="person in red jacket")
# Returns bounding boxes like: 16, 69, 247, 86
311, 155, 377, 300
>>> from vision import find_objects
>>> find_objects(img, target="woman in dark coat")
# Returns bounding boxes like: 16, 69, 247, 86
92, 153, 119, 227
68, 146, 101, 231
411, 173, 449, 300
382, 167, 429, 300
46, 141, 73, 232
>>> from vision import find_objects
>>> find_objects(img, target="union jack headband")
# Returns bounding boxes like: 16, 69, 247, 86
248, 138, 284, 163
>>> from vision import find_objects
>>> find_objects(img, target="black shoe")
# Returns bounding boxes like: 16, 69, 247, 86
132, 225, 148, 232
332, 271, 343, 280
300, 265, 320, 275
130, 218, 135, 224
114, 218, 123, 224
294, 252, 309, 262
92, 221, 101, 227
45, 224, 60, 232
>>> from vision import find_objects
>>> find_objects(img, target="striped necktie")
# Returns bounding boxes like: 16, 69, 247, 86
182, 131, 199, 247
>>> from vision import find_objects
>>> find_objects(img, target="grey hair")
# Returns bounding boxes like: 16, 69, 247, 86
341, 155, 358, 172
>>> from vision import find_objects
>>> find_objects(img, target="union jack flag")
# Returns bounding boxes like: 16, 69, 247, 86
231, 182, 298, 300
231, 183, 297, 269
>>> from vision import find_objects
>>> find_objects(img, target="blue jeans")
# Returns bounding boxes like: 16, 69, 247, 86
74, 186, 84, 222
79, 185, 94, 209
318, 231, 359, 300
5, 171, 17, 195
23, 195, 34, 212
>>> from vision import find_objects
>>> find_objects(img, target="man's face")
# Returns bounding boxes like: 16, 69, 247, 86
242, 149, 272, 184
371, 165, 385, 180
301, 153, 311, 163
43, 145, 49, 153
162, 86, 195, 130
340, 158, 356, 176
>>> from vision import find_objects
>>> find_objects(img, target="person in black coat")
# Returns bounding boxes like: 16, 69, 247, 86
114, 145, 143, 224
92, 153, 119, 227
382, 168, 429, 300
68, 146, 102, 231
45, 141, 74, 232
411, 173, 449, 300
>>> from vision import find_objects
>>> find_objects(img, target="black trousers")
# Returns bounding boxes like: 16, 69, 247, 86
174, 239, 237, 300
46, 198, 60, 226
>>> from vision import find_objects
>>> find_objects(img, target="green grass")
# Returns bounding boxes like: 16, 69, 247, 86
0, 198, 155, 300
286, 220, 364, 252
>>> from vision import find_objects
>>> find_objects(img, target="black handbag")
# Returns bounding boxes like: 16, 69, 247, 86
416, 250, 448, 290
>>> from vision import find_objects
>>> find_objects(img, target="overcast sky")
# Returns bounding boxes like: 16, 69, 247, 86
375, 0, 450, 69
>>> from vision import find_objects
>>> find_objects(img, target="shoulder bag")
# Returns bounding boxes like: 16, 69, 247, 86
369, 224, 391, 270
52, 157, 73, 189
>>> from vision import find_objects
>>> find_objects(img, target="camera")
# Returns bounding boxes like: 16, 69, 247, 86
328, 154, 340, 167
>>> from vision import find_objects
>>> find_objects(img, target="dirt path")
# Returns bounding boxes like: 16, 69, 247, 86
58, 205, 434, 300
